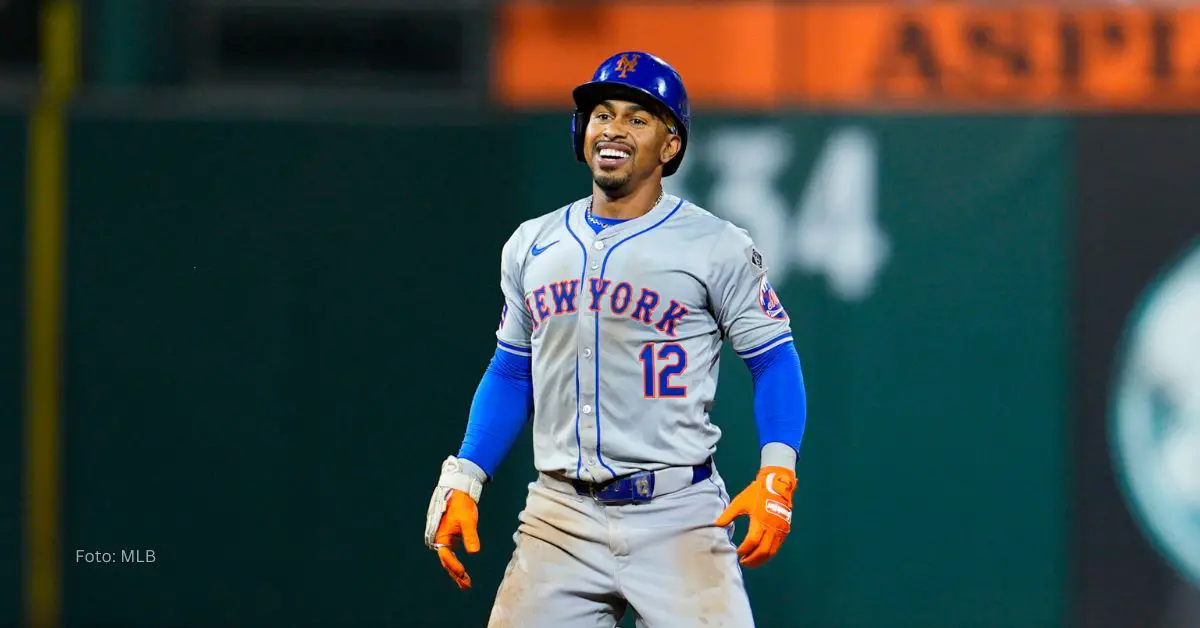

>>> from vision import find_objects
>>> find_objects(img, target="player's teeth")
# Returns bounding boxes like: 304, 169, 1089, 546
601, 149, 629, 158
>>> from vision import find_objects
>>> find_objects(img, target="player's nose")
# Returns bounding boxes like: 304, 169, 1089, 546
602, 122, 630, 138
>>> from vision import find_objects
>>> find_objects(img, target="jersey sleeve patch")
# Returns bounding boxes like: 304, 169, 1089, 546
759, 276, 788, 320
748, 245, 768, 275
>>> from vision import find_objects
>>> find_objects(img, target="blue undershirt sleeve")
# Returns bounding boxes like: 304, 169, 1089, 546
456, 346, 535, 478
743, 341, 807, 454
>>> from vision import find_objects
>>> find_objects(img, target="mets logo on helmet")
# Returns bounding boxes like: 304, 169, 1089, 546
759, 276, 787, 320
616, 54, 640, 78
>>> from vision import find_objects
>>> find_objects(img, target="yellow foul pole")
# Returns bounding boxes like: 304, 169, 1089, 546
25, 2, 79, 627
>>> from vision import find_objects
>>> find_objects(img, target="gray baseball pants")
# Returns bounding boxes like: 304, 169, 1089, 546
487, 467, 756, 628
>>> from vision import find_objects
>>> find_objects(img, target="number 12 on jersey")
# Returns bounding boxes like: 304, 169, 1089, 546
639, 342, 687, 398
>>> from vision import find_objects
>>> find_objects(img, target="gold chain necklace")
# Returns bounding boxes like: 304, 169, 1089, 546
586, 191, 664, 231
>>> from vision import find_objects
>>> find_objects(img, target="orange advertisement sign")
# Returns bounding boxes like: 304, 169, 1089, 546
494, 2, 1200, 110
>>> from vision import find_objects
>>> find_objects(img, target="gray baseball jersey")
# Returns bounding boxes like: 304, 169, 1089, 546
495, 193, 793, 483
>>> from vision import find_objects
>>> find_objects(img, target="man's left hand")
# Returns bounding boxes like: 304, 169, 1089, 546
714, 466, 796, 568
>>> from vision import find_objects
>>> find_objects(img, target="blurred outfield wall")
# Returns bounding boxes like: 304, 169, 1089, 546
44, 112, 1067, 628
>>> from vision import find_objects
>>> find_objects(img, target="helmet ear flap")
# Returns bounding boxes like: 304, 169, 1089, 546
571, 110, 590, 163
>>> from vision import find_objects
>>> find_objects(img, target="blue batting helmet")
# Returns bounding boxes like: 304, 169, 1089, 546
571, 51, 691, 177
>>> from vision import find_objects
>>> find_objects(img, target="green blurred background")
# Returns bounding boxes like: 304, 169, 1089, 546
8, 2, 1200, 628
53, 114, 1070, 628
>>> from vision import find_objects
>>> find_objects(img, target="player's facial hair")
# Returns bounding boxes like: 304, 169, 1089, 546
591, 141, 635, 193
592, 128, 670, 194
594, 169, 631, 193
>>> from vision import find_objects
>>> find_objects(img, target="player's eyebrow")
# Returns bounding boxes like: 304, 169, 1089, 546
600, 100, 650, 116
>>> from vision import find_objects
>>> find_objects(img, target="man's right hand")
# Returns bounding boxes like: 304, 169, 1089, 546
431, 489, 480, 589
424, 456, 485, 590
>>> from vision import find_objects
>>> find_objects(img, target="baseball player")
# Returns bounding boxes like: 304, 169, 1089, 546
424, 51, 808, 627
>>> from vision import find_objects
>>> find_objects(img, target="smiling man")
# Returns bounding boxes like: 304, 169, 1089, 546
423, 51, 810, 627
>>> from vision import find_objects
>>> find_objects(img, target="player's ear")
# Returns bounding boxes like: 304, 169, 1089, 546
659, 132, 682, 166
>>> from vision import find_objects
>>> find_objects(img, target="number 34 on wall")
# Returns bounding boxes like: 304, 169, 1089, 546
665, 126, 890, 302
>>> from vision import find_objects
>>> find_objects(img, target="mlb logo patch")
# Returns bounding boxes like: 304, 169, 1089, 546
750, 248, 764, 271
758, 276, 787, 320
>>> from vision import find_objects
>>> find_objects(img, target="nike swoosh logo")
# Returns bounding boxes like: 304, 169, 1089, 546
765, 472, 781, 497
531, 240, 560, 256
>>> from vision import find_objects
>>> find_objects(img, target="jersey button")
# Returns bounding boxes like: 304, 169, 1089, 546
581, 404, 592, 414
593, 240, 605, 250
590, 262, 599, 270
583, 348, 592, 358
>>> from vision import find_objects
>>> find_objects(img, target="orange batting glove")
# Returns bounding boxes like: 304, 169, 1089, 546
424, 456, 484, 590
714, 466, 796, 568
432, 490, 480, 589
